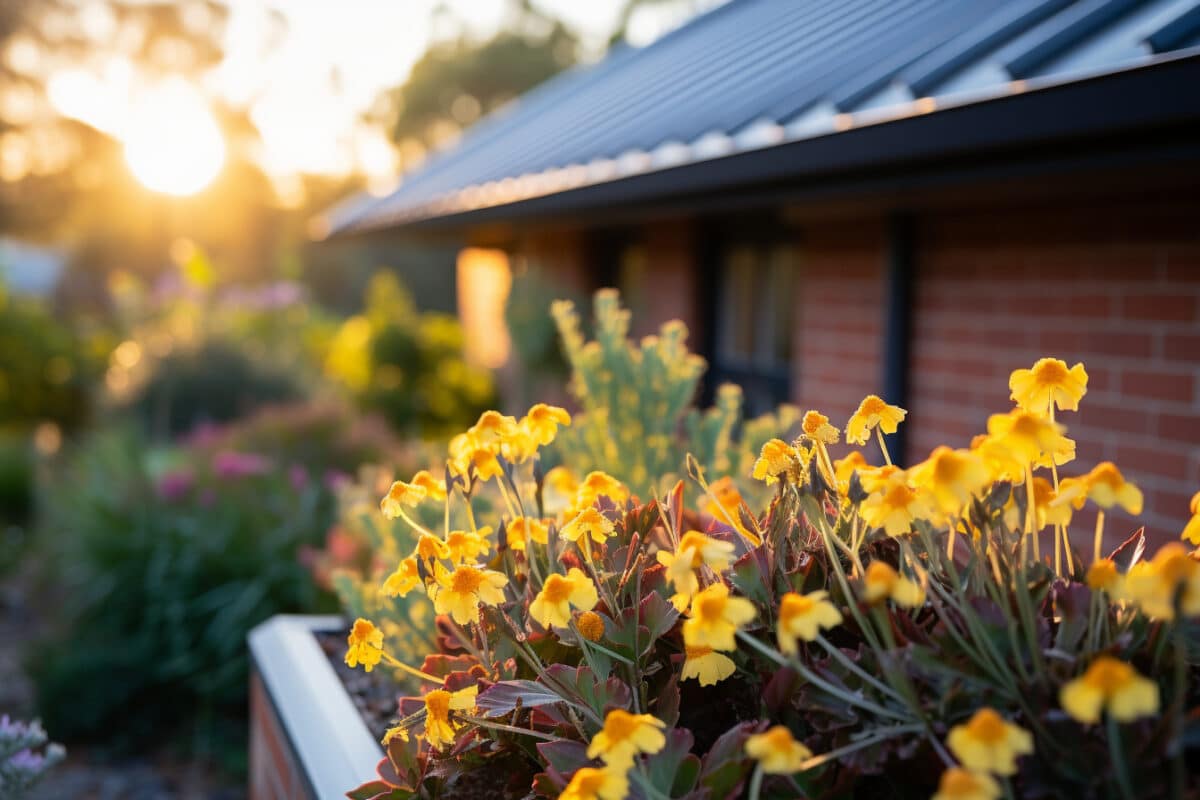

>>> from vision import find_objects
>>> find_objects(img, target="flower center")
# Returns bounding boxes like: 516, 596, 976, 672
602, 711, 641, 743
1033, 360, 1069, 385
965, 709, 1007, 743
697, 594, 726, 622
541, 574, 573, 603
450, 567, 484, 594
1085, 658, 1133, 694
425, 690, 451, 720
859, 396, 887, 418
684, 645, 713, 658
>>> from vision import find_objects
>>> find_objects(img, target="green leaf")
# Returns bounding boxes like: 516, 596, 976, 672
642, 728, 696, 797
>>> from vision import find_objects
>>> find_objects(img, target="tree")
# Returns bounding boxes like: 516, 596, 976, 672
379, 1, 578, 157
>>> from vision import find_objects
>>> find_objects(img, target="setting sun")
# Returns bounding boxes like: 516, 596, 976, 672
123, 79, 225, 196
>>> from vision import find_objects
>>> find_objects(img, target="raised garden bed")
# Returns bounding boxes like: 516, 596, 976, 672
248, 615, 384, 800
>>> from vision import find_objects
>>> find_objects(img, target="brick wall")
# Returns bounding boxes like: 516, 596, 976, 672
907, 199, 1200, 546
790, 221, 887, 425
250, 670, 313, 800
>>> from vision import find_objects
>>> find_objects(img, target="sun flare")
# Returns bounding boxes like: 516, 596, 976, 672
123, 80, 225, 196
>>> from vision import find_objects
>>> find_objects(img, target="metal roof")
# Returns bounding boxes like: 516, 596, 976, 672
327, 0, 1200, 236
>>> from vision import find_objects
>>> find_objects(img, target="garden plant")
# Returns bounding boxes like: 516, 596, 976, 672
337, 293, 1199, 799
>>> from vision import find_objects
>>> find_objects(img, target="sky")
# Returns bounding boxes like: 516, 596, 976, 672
39, 0, 717, 198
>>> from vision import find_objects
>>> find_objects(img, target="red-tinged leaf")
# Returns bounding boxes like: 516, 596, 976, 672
1109, 527, 1146, 571
419, 653, 477, 678
544, 664, 632, 716
655, 674, 681, 728
536, 739, 591, 775
532, 771, 566, 798
477, 680, 569, 717
346, 780, 396, 800
668, 479, 685, 534
699, 722, 764, 799
762, 665, 800, 714
642, 728, 696, 796
730, 548, 771, 606
639, 590, 680, 644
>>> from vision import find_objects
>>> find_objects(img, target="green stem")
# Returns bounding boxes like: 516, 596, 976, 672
747, 764, 764, 800
460, 715, 561, 742
1106, 715, 1136, 800
813, 633, 908, 705
737, 631, 910, 722
797, 723, 924, 771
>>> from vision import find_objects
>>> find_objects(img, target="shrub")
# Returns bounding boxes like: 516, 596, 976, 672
336, 304, 1199, 799
0, 291, 96, 433
32, 427, 338, 772
120, 340, 302, 438
324, 272, 495, 439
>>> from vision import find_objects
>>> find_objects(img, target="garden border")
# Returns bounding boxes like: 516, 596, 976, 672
248, 615, 382, 799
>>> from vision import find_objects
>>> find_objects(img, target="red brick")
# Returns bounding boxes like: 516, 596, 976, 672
1155, 413, 1200, 445
1074, 401, 1153, 436
1113, 443, 1190, 481
1122, 293, 1198, 322
1120, 368, 1195, 404
1162, 332, 1200, 361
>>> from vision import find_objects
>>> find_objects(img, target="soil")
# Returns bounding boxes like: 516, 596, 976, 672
317, 630, 402, 742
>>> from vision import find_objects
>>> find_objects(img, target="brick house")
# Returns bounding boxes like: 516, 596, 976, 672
326, 0, 1200, 544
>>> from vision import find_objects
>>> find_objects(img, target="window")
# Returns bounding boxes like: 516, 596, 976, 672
713, 243, 797, 414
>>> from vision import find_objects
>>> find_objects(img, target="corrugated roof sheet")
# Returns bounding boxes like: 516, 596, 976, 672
328, 0, 1200, 235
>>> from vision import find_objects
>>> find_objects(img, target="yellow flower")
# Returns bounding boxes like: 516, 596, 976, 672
932, 768, 1001, 800
521, 403, 572, 446
506, 516, 550, 551
681, 583, 757, 651
575, 471, 629, 509
414, 532, 451, 563
946, 708, 1033, 776
681, 644, 736, 686
703, 476, 760, 545
986, 409, 1075, 468
1009, 357, 1088, 416
752, 439, 800, 484
586, 709, 667, 769
656, 531, 736, 609
860, 469, 932, 537
1184, 514, 1200, 546
863, 561, 924, 608
834, 450, 870, 495
380, 480, 427, 519
409, 470, 447, 502
1085, 558, 1122, 594
344, 618, 384, 672
422, 685, 478, 750
382, 557, 423, 598
845, 395, 907, 446
1083, 462, 1144, 515
745, 725, 812, 774
445, 528, 492, 563
561, 507, 616, 547
529, 568, 599, 628
1123, 542, 1200, 620
467, 445, 505, 482
802, 410, 840, 444
776, 590, 843, 655
559, 766, 628, 800
911, 446, 991, 518
970, 433, 1024, 484
429, 562, 508, 625
1059, 656, 1159, 724
468, 410, 519, 445
500, 428, 538, 464
577, 610, 606, 642
1001, 476, 1064, 532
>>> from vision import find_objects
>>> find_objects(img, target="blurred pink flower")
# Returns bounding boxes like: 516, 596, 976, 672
212, 450, 271, 479
157, 470, 195, 502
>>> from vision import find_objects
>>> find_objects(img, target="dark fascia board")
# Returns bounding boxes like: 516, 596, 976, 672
351, 51, 1200, 237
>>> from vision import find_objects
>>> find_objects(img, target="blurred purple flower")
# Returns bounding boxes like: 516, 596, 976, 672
323, 469, 351, 491
157, 470, 195, 502
213, 451, 271, 480
288, 464, 309, 492
185, 422, 225, 448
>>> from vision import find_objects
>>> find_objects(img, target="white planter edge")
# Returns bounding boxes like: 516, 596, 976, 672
249, 614, 384, 798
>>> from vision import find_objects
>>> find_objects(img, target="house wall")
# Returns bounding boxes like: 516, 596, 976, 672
908, 198, 1200, 546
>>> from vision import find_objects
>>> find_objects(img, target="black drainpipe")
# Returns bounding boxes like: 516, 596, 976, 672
882, 212, 914, 466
